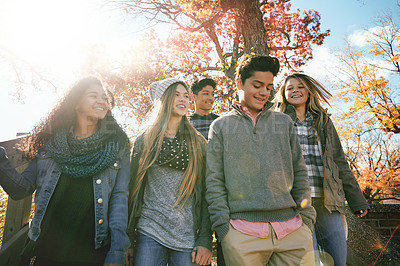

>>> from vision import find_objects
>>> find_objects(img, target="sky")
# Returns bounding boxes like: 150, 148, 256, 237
0, 0, 399, 141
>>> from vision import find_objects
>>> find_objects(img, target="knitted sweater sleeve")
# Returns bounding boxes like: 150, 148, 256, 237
205, 122, 230, 240
288, 122, 316, 230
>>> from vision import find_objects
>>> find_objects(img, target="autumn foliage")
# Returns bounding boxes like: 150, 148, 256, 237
334, 15, 400, 202
262, 0, 329, 69
0, 189, 7, 246
335, 17, 400, 134
115, 0, 330, 79
100, 0, 330, 123
341, 130, 400, 203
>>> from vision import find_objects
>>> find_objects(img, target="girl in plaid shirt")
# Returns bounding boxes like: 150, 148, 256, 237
277, 73, 369, 266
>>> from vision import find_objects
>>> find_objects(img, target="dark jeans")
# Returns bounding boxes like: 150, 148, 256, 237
135, 233, 195, 266
20, 257, 103, 266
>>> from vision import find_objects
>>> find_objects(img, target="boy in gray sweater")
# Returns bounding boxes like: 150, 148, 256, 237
206, 55, 316, 266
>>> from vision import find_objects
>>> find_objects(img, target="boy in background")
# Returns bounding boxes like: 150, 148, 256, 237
189, 77, 225, 265
188, 78, 219, 139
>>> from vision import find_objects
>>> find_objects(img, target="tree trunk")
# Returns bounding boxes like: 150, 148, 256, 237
238, 0, 269, 56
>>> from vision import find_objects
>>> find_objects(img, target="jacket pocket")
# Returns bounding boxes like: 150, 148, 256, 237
331, 163, 344, 198
106, 160, 121, 187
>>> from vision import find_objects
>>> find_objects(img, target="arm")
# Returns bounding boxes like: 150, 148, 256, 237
288, 123, 316, 230
0, 146, 36, 200
205, 124, 230, 240
128, 135, 144, 208
126, 135, 145, 258
194, 141, 213, 250
329, 120, 369, 212
193, 141, 213, 266
104, 146, 131, 265
127, 135, 144, 235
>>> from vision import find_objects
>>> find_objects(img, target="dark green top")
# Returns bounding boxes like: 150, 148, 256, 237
27, 174, 108, 263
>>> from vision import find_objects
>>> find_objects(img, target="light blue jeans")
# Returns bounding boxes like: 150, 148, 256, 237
312, 204, 347, 266
134, 233, 195, 266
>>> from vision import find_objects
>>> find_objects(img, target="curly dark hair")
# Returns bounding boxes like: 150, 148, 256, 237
236, 55, 280, 84
21, 77, 129, 158
190, 78, 217, 95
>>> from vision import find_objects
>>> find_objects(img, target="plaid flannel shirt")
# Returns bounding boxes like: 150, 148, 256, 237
294, 111, 324, 198
188, 113, 219, 139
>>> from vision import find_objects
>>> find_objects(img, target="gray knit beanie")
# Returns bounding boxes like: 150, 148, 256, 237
149, 78, 184, 102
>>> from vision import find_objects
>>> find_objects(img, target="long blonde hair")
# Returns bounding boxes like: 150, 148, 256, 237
130, 82, 205, 207
278, 73, 332, 139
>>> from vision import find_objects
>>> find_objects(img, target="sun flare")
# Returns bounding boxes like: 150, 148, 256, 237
0, 0, 107, 73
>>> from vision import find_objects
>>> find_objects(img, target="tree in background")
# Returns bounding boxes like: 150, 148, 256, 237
113, 0, 330, 79
334, 13, 400, 202
335, 15, 400, 134
341, 129, 400, 203
79, 31, 236, 124
79, 32, 168, 125
0, 47, 58, 102
94, 0, 329, 122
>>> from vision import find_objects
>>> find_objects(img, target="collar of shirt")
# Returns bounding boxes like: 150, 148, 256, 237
233, 102, 265, 126
295, 110, 313, 125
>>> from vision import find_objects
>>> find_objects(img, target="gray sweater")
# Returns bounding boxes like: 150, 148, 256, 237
137, 164, 194, 252
206, 104, 316, 239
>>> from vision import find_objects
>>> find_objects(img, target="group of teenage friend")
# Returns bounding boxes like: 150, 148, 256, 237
0, 55, 369, 266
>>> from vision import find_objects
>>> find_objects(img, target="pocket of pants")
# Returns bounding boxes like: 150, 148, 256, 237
302, 222, 313, 234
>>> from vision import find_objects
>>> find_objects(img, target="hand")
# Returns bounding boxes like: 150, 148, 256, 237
354, 209, 368, 218
191, 246, 212, 265
125, 248, 135, 266
0, 146, 6, 157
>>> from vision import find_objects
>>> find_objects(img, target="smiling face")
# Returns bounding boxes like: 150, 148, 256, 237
193, 85, 215, 114
284, 77, 310, 108
237, 71, 274, 117
171, 84, 190, 117
75, 84, 109, 122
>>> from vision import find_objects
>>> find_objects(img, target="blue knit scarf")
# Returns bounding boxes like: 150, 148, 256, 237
46, 127, 120, 178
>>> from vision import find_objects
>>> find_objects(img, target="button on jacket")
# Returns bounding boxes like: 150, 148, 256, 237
0, 146, 131, 265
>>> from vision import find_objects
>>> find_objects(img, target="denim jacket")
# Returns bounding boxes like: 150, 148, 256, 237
0, 146, 131, 265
